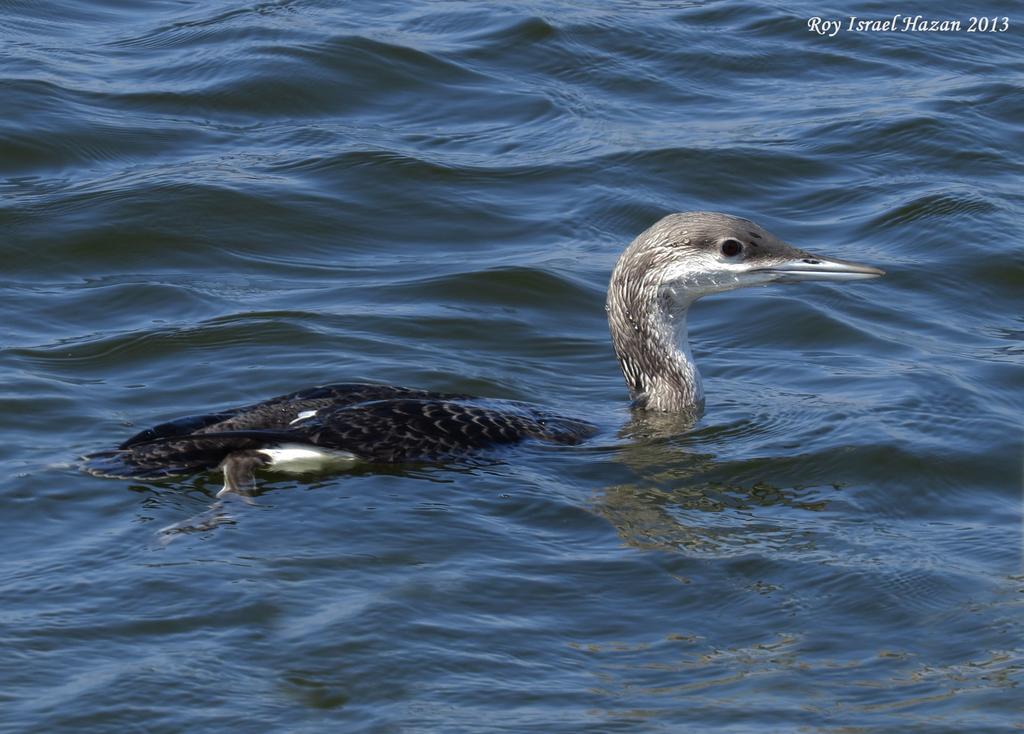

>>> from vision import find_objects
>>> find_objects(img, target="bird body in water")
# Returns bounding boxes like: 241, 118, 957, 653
85, 383, 594, 496
84, 212, 884, 496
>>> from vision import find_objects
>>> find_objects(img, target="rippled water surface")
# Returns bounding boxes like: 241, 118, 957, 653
2, 1, 1022, 731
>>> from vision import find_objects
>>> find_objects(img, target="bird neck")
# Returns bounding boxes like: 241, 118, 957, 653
607, 279, 704, 414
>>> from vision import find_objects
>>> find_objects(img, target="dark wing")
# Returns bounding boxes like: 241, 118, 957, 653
113, 383, 461, 448
188, 383, 470, 434
288, 398, 596, 462
119, 411, 237, 449
82, 384, 595, 480
83, 383, 415, 477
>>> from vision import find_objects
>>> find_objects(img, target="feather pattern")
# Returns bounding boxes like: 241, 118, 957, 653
83, 383, 596, 481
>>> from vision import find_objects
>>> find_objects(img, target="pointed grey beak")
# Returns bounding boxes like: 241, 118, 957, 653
760, 253, 885, 283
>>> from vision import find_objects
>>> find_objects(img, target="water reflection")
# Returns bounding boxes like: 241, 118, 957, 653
594, 408, 832, 557
156, 499, 238, 543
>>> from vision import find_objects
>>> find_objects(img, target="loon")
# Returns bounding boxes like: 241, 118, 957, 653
84, 212, 883, 496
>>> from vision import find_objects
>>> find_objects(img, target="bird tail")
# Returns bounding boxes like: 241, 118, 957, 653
81, 430, 294, 480
81, 445, 220, 480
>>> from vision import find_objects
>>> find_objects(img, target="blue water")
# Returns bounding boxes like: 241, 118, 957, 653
2, 1, 1022, 731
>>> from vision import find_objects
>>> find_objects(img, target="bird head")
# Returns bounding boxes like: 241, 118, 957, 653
617, 211, 884, 306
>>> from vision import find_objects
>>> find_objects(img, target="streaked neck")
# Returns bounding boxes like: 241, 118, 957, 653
608, 281, 704, 414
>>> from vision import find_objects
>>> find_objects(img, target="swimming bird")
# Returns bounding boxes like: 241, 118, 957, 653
83, 212, 883, 496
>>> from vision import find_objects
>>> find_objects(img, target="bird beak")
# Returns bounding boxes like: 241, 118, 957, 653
757, 252, 885, 283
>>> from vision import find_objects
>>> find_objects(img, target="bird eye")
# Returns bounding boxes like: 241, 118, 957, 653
720, 239, 743, 258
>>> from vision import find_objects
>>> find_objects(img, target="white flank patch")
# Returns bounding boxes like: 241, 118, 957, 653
258, 443, 358, 474
289, 409, 318, 425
